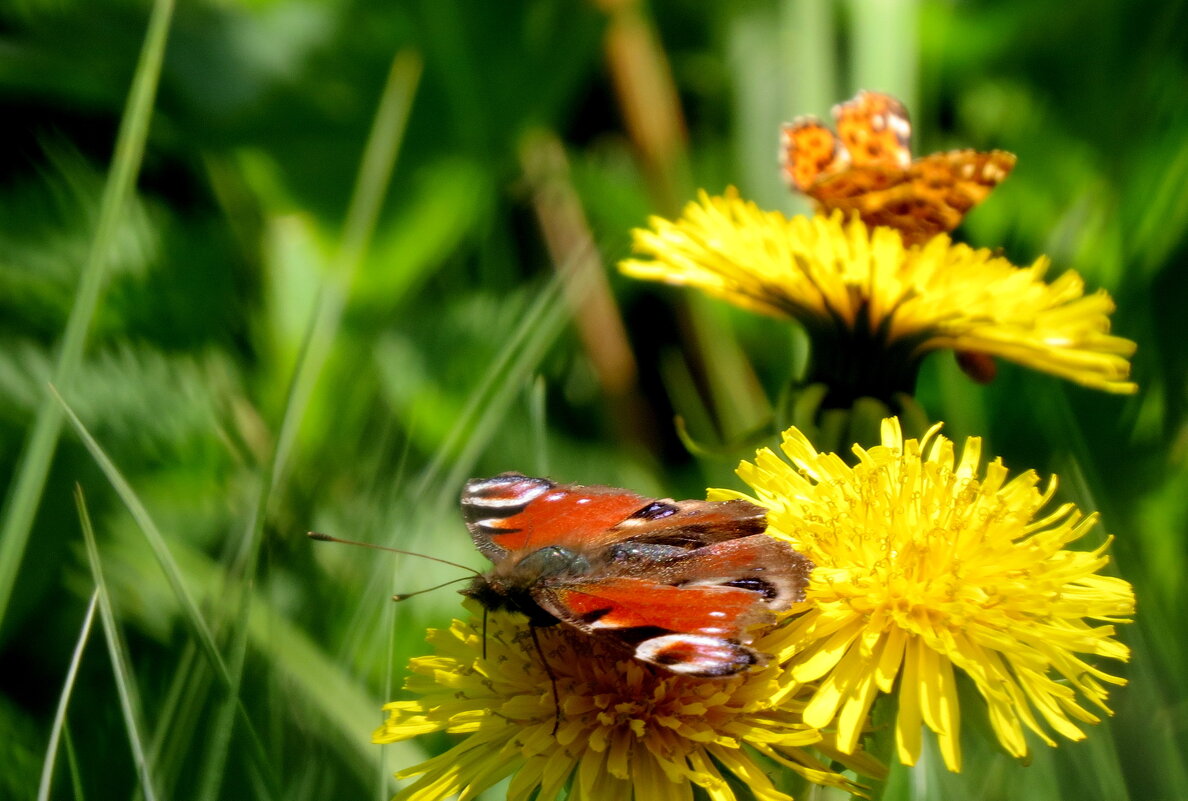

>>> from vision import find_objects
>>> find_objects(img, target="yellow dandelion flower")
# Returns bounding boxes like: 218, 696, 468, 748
620, 190, 1136, 395
710, 418, 1135, 772
375, 604, 879, 801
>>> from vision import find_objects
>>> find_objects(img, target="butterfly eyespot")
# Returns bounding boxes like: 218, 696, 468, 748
634, 634, 759, 676
630, 501, 679, 520
721, 577, 779, 600
462, 473, 553, 516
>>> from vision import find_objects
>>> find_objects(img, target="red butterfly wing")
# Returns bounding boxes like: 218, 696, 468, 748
641, 534, 811, 608
537, 536, 811, 676
461, 473, 763, 562
538, 577, 767, 676
545, 578, 759, 639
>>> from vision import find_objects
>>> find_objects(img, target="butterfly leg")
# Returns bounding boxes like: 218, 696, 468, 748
527, 623, 562, 735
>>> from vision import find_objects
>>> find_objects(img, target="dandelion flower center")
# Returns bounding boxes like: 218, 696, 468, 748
375, 607, 874, 801
621, 189, 1137, 396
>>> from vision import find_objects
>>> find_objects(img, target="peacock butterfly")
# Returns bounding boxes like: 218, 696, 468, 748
460, 472, 812, 677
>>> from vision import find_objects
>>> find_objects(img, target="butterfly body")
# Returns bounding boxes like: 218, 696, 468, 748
781, 90, 1015, 244
460, 473, 811, 676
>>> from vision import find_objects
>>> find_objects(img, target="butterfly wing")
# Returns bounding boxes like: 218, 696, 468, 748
461, 473, 765, 564
780, 118, 849, 192
906, 148, 1016, 220
781, 90, 911, 193
790, 90, 913, 209
819, 149, 1017, 242
537, 577, 768, 676
833, 90, 913, 170
535, 535, 811, 676
636, 534, 811, 607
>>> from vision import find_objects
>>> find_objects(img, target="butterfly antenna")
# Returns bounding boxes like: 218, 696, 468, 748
528, 624, 562, 735
307, 532, 480, 575
391, 576, 473, 601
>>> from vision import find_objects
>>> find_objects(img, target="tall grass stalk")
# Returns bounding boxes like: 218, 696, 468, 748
37, 591, 98, 801
847, 0, 918, 108
142, 642, 203, 798
76, 487, 159, 801
727, 1, 792, 210
53, 387, 231, 683
782, 0, 838, 122
0, 0, 176, 630
62, 723, 85, 801
190, 50, 419, 801
270, 50, 422, 492
412, 271, 568, 506
52, 387, 279, 794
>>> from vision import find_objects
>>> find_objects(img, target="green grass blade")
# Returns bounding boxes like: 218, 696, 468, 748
52, 386, 280, 796
187, 53, 423, 801
37, 591, 99, 801
194, 611, 250, 801
94, 527, 417, 784
340, 51, 426, 277
142, 642, 204, 799
728, 0, 824, 212
411, 271, 566, 500
847, 0, 918, 107
440, 285, 573, 498
0, 0, 176, 629
271, 49, 423, 490
51, 386, 231, 683
378, 572, 400, 800
62, 722, 86, 801
75, 486, 159, 801
529, 375, 549, 476
783, 0, 837, 119
726, 1, 784, 209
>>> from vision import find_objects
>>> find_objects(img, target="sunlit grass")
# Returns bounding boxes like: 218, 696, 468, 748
0, 0, 176, 630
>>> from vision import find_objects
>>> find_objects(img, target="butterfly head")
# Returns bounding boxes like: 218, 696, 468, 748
462, 543, 594, 626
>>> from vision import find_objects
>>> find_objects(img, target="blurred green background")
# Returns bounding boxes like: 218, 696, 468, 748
1, 0, 1186, 799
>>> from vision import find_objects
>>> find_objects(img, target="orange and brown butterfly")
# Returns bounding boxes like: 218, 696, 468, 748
780, 90, 1016, 245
